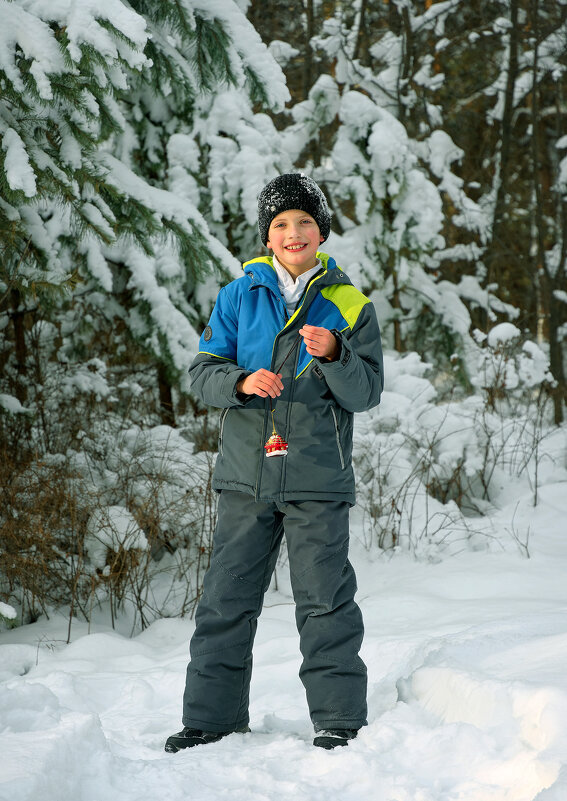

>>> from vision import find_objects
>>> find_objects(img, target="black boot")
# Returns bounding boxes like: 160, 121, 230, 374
313, 728, 358, 750
165, 726, 250, 753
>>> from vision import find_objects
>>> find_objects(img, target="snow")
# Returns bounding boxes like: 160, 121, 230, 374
426, 129, 464, 179
487, 322, 521, 348
192, 88, 292, 231
0, 393, 30, 414
268, 40, 300, 67
85, 506, 148, 571
1, 129, 37, 197
16, 0, 148, 70
189, 0, 289, 113
0, 1, 64, 96
557, 155, 567, 192
0, 603, 17, 621
2, 435, 567, 801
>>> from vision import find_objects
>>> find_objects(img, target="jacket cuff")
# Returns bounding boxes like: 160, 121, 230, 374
315, 329, 351, 368
230, 371, 254, 405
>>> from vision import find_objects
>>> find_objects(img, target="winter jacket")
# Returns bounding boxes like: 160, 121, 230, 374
188, 253, 383, 505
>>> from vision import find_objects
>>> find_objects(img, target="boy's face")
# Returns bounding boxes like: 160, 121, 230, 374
266, 209, 324, 278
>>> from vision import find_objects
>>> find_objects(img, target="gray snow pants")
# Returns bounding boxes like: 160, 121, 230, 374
182, 489, 367, 733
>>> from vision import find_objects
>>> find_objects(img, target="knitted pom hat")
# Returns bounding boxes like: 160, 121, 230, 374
257, 173, 332, 246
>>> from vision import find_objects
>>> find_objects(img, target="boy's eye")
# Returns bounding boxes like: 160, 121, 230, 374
272, 218, 314, 229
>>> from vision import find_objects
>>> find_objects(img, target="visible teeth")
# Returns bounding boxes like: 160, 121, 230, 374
286, 245, 305, 250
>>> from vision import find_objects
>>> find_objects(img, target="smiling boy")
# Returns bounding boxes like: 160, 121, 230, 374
165, 173, 384, 753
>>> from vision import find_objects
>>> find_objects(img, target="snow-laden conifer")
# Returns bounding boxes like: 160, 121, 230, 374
0, 0, 289, 410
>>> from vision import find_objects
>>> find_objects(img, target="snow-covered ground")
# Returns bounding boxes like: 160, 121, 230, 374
2, 436, 567, 801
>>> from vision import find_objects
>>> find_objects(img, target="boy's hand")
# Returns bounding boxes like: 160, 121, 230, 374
237, 370, 284, 398
299, 325, 339, 361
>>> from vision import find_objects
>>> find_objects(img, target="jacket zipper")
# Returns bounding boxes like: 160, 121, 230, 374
279, 334, 302, 498
218, 408, 229, 456
282, 268, 326, 333
330, 406, 345, 470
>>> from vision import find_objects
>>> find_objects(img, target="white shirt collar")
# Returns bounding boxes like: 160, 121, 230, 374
272, 255, 321, 289
272, 255, 321, 317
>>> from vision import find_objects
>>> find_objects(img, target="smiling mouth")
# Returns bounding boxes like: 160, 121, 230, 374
285, 243, 307, 251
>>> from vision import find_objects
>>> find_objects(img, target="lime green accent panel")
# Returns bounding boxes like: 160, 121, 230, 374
242, 256, 274, 271
321, 284, 370, 331
243, 252, 332, 273
198, 351, 236, 363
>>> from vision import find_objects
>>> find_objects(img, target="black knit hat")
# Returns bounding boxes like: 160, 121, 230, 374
257, 173, 332, 246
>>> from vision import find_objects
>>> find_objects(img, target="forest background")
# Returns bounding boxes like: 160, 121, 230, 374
1, 0, 566, 633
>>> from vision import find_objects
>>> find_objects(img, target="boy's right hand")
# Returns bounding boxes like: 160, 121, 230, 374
236, 370, 283, 398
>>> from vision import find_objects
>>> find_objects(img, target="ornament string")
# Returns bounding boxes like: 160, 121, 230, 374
270, 408, 278, 436
275, 331, 302, 374
270, 332, 302, 419
265, 332, 301, 454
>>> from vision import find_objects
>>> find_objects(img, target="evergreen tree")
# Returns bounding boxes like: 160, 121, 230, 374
0, 0, 289, 427
272, 2, 501, 383
524, 0, 567, 422
249, 0, 566, 402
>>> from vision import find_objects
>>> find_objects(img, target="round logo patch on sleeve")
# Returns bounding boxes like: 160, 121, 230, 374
203, 325, 213, 342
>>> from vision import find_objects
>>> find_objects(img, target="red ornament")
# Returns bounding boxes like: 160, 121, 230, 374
264, 432, 288, 457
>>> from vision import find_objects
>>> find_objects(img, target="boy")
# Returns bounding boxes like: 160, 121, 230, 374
165, 173, 383, 752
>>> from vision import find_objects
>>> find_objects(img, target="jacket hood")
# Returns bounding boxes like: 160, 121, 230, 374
242, 253, 352, 292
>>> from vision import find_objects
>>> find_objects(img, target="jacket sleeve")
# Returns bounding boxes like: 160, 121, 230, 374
188, 286, 251, 409
316, 301, 384, 413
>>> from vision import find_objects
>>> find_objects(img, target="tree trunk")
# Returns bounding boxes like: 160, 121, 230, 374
484, 0, 520, 320
548, 291, 566, 424
303, 0, 314, 99
11, 289, 28, 404
303, 0, 322, 165
352, 0, 368, 64
530, 0, 564, 424
391, 262, 404, 353
158, 365, 176, 427
398, 6, 413, 126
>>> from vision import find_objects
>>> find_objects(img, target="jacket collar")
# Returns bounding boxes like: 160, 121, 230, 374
242, 253, 348, 290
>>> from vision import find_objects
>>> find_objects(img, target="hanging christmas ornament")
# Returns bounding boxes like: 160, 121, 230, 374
264, 410, 288, 457
264, 433, 289, 457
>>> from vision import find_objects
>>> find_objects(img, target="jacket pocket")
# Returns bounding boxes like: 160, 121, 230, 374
218, 408, 229, 456
330, 405, 345, 470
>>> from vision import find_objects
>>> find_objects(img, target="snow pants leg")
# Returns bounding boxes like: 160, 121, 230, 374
182, 489, 367, 732
282, 498, 367, 731
182, 490, 284, 732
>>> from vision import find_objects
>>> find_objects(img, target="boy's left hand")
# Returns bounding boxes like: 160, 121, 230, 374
299, 324, 339, 361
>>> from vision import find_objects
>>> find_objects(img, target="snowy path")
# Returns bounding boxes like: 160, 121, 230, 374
2, 483, 567, 801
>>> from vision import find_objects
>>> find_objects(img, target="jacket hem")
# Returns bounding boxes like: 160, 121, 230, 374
212, 478, 355, 506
